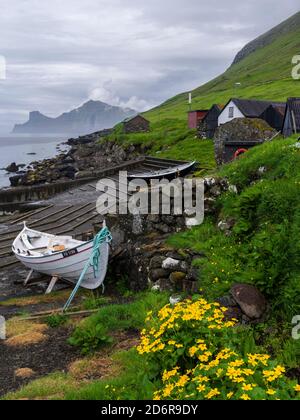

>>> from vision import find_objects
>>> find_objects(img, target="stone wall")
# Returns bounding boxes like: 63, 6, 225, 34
214, 118, 276, 165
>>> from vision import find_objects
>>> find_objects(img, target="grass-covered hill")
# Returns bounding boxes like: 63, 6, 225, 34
145, 11, 300, 122
106, 12, 300, 172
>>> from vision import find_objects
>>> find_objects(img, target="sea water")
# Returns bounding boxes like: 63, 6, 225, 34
0, 135, 70, 188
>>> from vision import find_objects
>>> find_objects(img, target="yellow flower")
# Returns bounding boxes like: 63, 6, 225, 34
229, 359, 244, 368
242, 384, 254, 392
243, 369, 255, 376
227, 392, 234, 399
294, 384, 300, 392
263, 366, 286, 382
189, 346, 198, 357
266, 389, 276, 396
153, 392, 161, 401
162, 368, 179, 382
205, 388, 220, 400
197, 385, 206, 392
162, 384, 175, 398
240, 394, 251, 401
176, 375, 189, 388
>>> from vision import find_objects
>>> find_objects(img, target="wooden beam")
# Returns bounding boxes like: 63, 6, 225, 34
45, 276, 59, 294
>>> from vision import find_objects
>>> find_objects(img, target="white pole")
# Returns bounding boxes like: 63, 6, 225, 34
188, 93, 192, 111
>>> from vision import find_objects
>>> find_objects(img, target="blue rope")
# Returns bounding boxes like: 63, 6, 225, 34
63, 226, 112, 312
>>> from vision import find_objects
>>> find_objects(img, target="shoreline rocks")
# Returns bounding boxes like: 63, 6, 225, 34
6, 130, 147, 188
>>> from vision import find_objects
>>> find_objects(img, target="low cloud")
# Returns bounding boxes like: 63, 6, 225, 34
0, 0, 299, 133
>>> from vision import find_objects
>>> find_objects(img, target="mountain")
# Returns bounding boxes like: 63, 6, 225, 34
144, 11, 300, 122
12, 100, 136, 135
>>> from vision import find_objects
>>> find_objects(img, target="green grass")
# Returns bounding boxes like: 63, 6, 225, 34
65, 349, 155, 400
69, 291, 169, 354
103, 22, 299, 172
144, 24, 300, 123
105, 118, 216, 172
167, 136, 300, 318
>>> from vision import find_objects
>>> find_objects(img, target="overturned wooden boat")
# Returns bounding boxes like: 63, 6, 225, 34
12, 222, 111, 290
128, 161, 197, 181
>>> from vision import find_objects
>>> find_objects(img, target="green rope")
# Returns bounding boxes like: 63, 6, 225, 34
63, 225, 112, 312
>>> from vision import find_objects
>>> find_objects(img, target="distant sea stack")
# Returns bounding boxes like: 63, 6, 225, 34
12, 100, 136, 135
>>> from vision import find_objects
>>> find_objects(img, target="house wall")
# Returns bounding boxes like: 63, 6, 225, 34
188, 111, 208, 129
198, 106, 222, 139
218, 101, 244, 126
188, 112, 198, 129
282, 110, 293, 137
260, 106, 284, 131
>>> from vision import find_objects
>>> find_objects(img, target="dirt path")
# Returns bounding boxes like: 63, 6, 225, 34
0, 326, 81, 397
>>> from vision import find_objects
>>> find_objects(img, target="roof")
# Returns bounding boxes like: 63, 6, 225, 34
261, 103, 286, 116
286, 97, 300, 130
123, 114, 149, 124
225, 98, 286, 118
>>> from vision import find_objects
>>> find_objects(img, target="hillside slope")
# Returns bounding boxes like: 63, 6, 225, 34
144, 11, 300, 122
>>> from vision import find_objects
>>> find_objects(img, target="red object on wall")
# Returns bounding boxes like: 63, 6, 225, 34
234, 148, 248, 159
188, 110, 209, 129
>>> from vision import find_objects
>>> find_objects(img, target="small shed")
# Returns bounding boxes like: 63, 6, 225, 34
282, 98, 300, 137
214, 118, 277, 165
123, 115, 150, 134
188, 110, 209, 129
198, 104, 224, 139
259, 104, 286, 132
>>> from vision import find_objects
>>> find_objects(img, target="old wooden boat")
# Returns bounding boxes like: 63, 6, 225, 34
128, 161, 197, 181
12, 223, 111, 290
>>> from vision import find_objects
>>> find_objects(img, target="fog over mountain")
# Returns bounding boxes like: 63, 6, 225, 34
0, 0, 299, 134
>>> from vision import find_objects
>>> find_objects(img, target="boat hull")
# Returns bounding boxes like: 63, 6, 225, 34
13, 230, 110, 290
128, 161, 197, 181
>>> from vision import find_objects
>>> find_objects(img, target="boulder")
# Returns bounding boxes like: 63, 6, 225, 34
169, 272, 186, 288
230, 283, 267, 320
162, 258, 188, 272
149, 256, 165, 269
6, 162, 19, 173
9, 174, 23, 187
149, 268, 169, 282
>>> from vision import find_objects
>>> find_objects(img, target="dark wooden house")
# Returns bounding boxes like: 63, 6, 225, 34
123, 115, 150, 134
282, 98, 300, 137
198, 104, 224, 139
188, 110, 209, 129
259, 104, 286, 132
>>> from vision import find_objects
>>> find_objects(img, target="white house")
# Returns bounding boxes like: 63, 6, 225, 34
218, 98, 285, 127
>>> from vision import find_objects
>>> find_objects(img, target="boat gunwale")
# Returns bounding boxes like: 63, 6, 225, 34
128, 161, 197, 179
12, 226, 94, 262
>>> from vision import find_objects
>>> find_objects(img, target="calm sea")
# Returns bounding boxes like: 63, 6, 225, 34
0, 135, 70, 188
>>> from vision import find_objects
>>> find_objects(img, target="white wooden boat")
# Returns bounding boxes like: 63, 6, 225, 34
12, 223, 110, 290
128, 161, 197, 181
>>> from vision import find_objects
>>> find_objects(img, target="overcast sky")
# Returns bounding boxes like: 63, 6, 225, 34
0, 0, 299, 134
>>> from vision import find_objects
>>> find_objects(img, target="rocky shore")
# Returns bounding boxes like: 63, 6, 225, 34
6, 129, 148, 188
